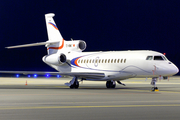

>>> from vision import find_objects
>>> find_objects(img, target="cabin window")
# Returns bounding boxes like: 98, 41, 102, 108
124, 59, 126, 63
81, 59, 83, 63
89, 59, 91, 63
105, 59, 107, 63
121, 59, 123, 63
99, 59, 101, 63
154, 56, 164, 60
87, 59, 89, 63
111, 59, 113, 63
102, 59, 104, 63
78, 60, 80, 63
114, 59, 116, 63
117, 59, 119, 63
146, 56, 153, 60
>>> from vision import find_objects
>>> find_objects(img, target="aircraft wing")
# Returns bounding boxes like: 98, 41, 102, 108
0, 71, 105, 79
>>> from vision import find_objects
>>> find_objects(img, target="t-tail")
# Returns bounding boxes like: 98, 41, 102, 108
6, 13, 65, 55
6, 13, 87, 54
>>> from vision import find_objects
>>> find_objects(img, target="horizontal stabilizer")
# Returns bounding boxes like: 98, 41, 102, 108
6, 41, 59, 49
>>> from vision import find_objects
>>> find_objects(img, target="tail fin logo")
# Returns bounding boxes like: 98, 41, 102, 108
48, 22, 58, 30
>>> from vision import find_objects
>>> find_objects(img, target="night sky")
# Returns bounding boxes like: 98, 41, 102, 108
0, 0, 180, 74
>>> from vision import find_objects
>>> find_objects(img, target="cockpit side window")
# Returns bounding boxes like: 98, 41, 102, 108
154, 56, 164, 60
162, 56, 168, 61
146, 56, 153, 60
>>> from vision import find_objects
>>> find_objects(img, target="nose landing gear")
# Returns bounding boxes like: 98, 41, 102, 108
151, 77, 159, 91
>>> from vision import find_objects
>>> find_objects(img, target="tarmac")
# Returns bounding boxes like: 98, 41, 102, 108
0, 76, 180, 120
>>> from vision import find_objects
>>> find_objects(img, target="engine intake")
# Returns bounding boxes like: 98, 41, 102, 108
78, 41, 86, 51
59, 54, 66, 63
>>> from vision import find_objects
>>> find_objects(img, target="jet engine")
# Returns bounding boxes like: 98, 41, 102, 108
65, 40, 86, 52
78, 40, 86, 51
42, 53, 66, 65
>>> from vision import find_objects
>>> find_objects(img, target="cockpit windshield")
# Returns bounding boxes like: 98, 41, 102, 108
146, 55, 167, 61
154, 56, 164, 60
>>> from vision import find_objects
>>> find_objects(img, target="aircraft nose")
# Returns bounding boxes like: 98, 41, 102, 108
173, 65, 179, 74
157, 62, 179, 76
169, 63, 179, 75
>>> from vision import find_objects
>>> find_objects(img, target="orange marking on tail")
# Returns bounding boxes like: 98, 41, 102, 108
47, 39, 64, 50
49, 23, 58, 30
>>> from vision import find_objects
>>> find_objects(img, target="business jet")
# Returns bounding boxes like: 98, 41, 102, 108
2, 13, 179, 91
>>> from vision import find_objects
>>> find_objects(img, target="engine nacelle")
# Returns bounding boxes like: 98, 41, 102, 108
65, 40, 86, 52
42, 53, 66, 65
78, 40, 86, 51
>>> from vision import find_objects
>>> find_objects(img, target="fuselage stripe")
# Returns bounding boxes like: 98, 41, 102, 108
71, 57, 81, 67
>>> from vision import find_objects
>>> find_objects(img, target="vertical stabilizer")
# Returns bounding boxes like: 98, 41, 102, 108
45, 13, 64, 54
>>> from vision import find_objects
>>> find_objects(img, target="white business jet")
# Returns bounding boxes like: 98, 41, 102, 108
2, 13, 179, 91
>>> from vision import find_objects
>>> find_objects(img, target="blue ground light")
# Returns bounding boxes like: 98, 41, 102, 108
57, 75, 61, 78
34, 74, 37, 78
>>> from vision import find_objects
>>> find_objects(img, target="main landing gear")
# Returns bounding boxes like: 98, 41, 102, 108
151, 77, 159, 92
106, 80, 126, 88
65, 77, 79, 89
65, 78, 126, 89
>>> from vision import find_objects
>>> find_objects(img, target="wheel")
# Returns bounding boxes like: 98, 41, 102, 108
70, 85, 74, 89
151, 87, 155, 91
106, 81, 116, 88
74, 81, 79, 89
111, 84, 116, 88
151, 87, 159, 91
106, 81, 111, 88
69, 81, 79, 89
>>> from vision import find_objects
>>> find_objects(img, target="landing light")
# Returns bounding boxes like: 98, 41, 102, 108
16, 74, 19, 77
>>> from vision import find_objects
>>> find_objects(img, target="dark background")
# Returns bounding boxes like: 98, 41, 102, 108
0, 0, 180, 74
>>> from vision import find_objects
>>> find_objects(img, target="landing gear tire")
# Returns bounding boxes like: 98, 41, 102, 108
106, 80, 116, 88
151, 87, 158, 92
70, 81, 79, 89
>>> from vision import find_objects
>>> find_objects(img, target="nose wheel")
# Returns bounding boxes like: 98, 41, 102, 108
151, 87, 158, 91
